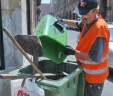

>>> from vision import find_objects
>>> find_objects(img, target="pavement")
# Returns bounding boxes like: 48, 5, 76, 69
66, 29, 113, 96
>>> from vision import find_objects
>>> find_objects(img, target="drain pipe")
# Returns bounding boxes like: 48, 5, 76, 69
0, 0, 5, 70
26, 0, 31, 35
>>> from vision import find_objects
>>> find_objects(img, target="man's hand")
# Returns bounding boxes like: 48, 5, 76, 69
63, 45, 75, 55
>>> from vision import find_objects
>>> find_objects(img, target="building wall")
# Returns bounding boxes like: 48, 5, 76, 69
107, 0, 113, 21
1, 0, 38, 68
30, 0, 37, 34
0, 1, 22, 95
52, 0, 113, 21
38, 4, 50, 20
21, 0, 27, 35
65, 1, 78, 19
1, 0, 24, 68
0, 0, 38, 95
52, 0, 78, 19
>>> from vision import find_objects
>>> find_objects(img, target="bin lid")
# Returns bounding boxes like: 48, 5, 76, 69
35, 15, 67, 64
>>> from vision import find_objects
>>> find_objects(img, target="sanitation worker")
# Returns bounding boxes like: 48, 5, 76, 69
62, 0, 110, 96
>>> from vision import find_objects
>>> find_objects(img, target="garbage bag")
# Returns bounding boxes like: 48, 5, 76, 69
11, 78, 45, 96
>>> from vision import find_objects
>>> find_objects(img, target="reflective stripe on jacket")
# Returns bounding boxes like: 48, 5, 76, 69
76, 15, 110, 83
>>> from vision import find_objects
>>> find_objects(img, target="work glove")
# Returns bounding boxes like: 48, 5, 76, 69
63, 45, 75, 55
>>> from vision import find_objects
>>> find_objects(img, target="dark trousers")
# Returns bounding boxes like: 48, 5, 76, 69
84, 81, 104, 96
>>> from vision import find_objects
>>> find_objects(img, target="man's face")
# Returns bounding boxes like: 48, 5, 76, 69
80, 9, 96, 24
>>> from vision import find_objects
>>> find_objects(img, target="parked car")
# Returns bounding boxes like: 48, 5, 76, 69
107, 24, 113, 73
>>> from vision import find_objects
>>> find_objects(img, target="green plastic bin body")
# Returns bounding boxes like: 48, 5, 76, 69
10, 60, 85, 96
35, 15, 67, 64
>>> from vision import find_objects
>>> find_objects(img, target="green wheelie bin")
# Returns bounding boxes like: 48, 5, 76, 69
35, 15, 67, 64
9, 60, 85, 96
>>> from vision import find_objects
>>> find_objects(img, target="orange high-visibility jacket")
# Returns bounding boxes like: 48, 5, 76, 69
76, 15, 110, 83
